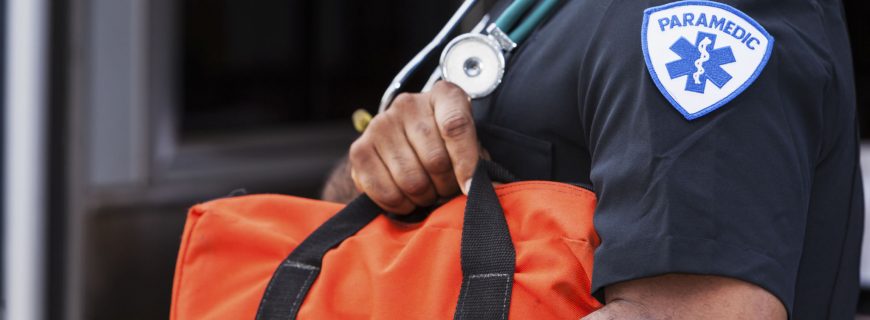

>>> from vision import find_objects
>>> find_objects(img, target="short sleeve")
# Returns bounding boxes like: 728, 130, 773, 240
580, 1, 829, 313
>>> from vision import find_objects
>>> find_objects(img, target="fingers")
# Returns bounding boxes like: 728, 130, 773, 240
430, 81, 479, 194
347, 81, 479, 214
396, 93, 459, 197
370, 103, 438, 206
349, 137, 415, 214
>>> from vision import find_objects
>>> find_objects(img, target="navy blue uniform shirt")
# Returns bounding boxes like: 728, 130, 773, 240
474, 0, 863, 318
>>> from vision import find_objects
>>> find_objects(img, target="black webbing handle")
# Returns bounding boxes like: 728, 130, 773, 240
256, 160, 518, 320
255, 196, 381, 320
453, 160, 517, 320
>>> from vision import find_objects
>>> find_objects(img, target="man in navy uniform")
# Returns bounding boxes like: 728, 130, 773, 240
323, 0, 862, 318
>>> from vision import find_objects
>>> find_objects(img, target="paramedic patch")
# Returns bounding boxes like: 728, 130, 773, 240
642, 1, 774, 120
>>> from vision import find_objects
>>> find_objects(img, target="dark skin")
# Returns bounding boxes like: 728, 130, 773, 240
322, 81, 786, 319
587, 274, 785, 320
324, 81, 486, 207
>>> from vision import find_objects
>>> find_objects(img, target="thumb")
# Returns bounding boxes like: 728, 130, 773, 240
457, 157, 479, 196
430, 82, 479, 196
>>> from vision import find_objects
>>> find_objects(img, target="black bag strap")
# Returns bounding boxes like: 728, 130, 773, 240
453, 160, 517, 320
256, 160, 518, 320
255, 195, 381, 319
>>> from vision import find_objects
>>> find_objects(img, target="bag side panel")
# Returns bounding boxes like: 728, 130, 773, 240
170, 204, 206, 320
498, 182, 602, 319
170, 195, 342, 319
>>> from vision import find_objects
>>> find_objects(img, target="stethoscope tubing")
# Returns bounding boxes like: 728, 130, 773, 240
377, 0, 480, 113
507, 0, 561, 44
378, 0, 561, 113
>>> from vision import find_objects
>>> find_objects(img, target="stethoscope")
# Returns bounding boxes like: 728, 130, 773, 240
353, 0, 562, 132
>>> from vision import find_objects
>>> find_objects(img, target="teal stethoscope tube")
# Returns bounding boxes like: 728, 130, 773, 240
494, 0, 536, 32
375, 0, 562, 115
496, 0, 562, 45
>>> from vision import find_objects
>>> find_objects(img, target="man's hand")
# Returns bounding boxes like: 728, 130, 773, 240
582, 274, 786, 320
348, 81, 479, 214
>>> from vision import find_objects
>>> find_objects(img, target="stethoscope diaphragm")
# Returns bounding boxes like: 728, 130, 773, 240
440, 34, 506, 99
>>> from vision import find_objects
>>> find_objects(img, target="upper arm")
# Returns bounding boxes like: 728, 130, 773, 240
579, 1, 829, 315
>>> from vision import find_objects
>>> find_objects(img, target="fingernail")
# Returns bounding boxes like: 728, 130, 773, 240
462, 179, 472, 195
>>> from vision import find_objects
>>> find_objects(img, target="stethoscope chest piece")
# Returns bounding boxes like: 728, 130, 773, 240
440, 33, 505, 99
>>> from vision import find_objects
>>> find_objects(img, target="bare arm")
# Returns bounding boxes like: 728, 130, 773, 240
321, 154, 360, 203
582, 274, 786, 320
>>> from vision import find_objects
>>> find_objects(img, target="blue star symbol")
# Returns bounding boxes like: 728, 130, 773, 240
666, 32, 736, 94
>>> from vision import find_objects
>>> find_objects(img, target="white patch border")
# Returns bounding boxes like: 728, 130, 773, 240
641, 0, 774, 120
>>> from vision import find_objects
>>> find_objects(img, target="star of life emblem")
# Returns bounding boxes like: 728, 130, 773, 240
642, 1, 774, 120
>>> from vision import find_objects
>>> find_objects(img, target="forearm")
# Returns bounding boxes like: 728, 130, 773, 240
582, 274, 786, 320
583, 299, 655, 320
321, 154, 361, 203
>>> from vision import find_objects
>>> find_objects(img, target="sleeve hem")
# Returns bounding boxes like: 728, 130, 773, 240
590, 235, 795, 314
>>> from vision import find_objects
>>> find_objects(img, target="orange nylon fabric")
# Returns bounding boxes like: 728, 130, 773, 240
171, 181, 602, 319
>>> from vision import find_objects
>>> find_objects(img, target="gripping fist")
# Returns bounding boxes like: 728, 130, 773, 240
349, 81, 480, 214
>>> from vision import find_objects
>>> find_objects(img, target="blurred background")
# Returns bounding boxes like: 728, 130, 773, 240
0, 0, 866, 319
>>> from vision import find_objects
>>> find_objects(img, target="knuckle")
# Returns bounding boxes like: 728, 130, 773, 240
413, 122, 435, 138
390, 93, 416, 111
422, 150, 451, 174
389, 153, 412, 170
366, 114, 396, 137
348, 139, 370, 162
438, 112, 473, 138
397, 173, 429, 196
376, 188, 405, 208
366, 114, 386, 132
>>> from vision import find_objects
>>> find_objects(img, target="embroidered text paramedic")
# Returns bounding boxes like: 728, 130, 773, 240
657, 13, 761, 50
642, 1, 774, 119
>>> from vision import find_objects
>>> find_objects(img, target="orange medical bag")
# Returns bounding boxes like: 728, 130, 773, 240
170, 161, 602, 319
